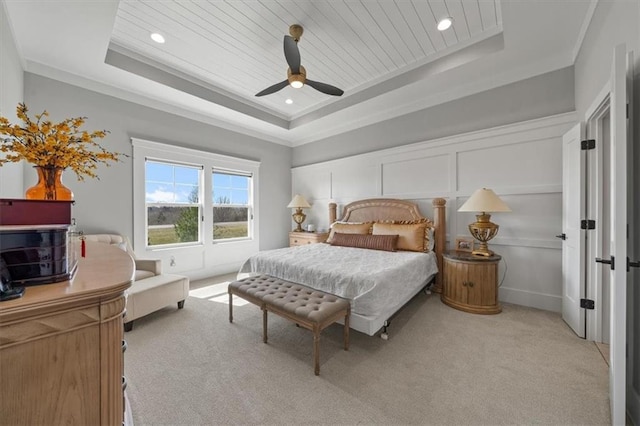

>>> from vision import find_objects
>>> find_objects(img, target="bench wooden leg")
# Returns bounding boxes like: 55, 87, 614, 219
313, 326, 320, 376
344, 309, 350, 351
263, 308, 268, 344
228, 293, 233, 323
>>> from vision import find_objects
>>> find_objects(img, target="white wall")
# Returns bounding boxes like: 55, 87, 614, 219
24, 73, 293, 277
292, 112, 576, 312
0, 1, 24, 197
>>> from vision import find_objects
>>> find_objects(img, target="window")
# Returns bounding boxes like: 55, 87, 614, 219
212, 169, 252, 240
132, 138, 260, 253
145, 160, 202, 247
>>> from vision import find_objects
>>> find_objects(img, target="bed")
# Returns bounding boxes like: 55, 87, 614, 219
239, 198, 446, 337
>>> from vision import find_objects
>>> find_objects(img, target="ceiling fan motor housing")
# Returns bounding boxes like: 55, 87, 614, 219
288, 65, 306, 87
289, 24, 303, 42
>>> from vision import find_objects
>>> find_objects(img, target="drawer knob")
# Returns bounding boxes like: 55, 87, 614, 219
468, 282, 474, 288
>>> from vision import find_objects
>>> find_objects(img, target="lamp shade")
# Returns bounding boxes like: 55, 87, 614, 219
287, 194, 311, 209
458, 188, 511, 213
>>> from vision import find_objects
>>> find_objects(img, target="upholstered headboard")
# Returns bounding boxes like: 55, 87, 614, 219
328, 198, 447, 293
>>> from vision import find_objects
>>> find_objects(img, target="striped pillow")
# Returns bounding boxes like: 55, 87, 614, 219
330, 232, 398, 252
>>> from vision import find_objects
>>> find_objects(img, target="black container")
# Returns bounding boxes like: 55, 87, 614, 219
0, 225, 76, 286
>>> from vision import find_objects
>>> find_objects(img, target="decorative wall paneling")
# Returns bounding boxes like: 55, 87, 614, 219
292, 112, 576, 312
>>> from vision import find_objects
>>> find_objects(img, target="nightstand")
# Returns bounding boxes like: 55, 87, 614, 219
441, 251, 502, 314
289, 231, 329, 247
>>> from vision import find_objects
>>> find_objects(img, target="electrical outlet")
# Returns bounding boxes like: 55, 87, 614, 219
170, 256, 176, 267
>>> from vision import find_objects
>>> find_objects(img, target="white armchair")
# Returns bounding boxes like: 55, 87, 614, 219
83, 234, 189, 331
82, 234, 158, 279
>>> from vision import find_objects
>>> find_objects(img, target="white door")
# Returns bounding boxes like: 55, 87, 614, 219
627, 51, 639, 426
604, 43, 630, 426
561, 123, 586, 337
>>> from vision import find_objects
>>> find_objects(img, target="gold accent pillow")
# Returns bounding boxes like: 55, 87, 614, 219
326, 222, 372, 243
372, 222, 427, 252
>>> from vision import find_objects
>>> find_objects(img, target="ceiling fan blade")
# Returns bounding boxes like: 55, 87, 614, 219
283, 35, 301, 74
305, 79, 344, 96
255, 80, 289, 97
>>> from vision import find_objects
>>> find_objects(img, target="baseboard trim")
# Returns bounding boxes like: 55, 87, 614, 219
499, 286, 561, 312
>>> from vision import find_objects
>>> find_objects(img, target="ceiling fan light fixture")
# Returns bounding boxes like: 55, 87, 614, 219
287, 68, 306, 89
437, 17, 453, 31
150, 32, 165, 44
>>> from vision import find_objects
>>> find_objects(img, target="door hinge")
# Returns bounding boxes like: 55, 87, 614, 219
581, 139, 596, 150
627, 103, 630, 119
580, 299, 595, 310
581, 219, 596, 230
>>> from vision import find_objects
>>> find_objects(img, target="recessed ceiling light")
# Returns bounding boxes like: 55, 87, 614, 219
285, 98, 293, 104
150, 33, 165, 44
437, 17, 453, 31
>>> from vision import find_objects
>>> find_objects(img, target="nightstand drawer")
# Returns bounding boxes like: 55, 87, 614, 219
289, 232, 328, 247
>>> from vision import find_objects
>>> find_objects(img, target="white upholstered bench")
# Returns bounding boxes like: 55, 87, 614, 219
228, 274, 350, 375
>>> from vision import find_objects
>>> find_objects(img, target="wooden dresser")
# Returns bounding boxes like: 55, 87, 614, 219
0, 242, 133, 425
441, 251, 502, 314
289, 231, 329, 247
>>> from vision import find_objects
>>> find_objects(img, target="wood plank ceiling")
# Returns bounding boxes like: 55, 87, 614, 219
111, 1, 501, 118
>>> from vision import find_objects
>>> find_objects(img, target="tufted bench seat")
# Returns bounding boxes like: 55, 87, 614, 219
228, 274, 350, 375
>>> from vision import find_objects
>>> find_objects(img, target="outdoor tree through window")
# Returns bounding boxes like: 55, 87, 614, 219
212, 170, 252, 240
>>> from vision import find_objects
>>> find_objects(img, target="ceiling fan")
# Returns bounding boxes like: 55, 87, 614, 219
255, 25, 344, 97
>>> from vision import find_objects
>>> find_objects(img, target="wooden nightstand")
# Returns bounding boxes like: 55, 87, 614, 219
289, 231, 329, 247
441, 251, 502, 314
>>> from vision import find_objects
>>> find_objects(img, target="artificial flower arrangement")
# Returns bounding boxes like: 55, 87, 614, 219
0, 103, 125, 180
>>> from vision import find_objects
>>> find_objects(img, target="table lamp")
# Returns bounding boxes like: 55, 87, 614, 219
458, 188, 511, 257
287, 194, 311, 232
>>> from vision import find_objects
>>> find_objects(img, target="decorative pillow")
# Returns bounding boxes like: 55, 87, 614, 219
326, 222, 372, 243
375, 218, 435, 252
372, 222, 427, 252
330, 232, 398, 252
426, 226, 435, 251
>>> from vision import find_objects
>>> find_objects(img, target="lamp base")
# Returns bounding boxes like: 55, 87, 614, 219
292, 208, 306, 232
472, 248, 494, 257
468, 213, 498, 258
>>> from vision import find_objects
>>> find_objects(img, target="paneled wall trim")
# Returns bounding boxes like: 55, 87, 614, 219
292, 112, 577, 313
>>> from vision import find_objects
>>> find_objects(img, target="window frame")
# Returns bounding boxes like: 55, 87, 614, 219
132, 138, 260, 254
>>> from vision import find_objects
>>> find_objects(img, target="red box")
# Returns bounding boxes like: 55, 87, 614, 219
0, 199, 73, 226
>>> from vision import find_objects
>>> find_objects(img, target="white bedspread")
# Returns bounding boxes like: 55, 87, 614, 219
239, 243, 438, 317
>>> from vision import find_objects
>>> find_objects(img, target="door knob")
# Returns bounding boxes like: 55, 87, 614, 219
628, 258, 640, 271
555, 233, 566, 240
595, 256, 615, 270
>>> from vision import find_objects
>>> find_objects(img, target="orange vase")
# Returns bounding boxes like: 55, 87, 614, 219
25, 166, 74, 201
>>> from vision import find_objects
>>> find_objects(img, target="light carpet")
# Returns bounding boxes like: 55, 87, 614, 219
124, 278, 609, 425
